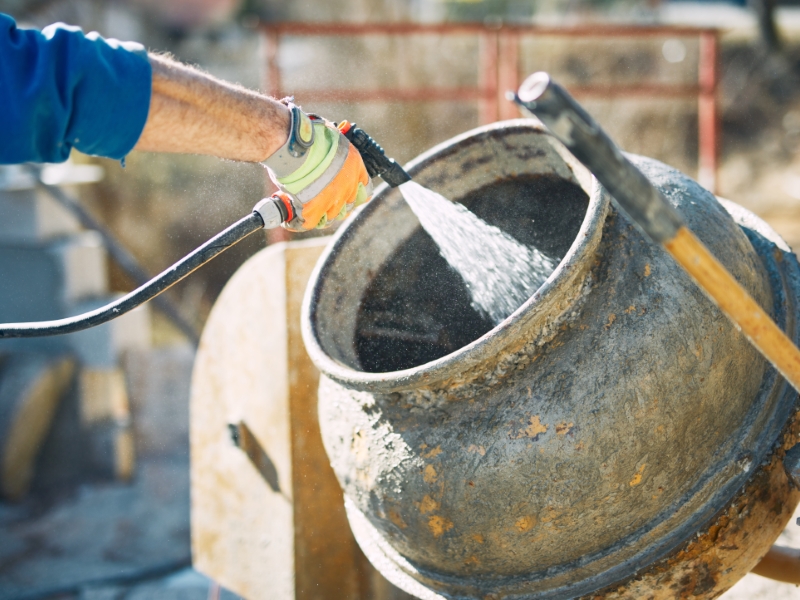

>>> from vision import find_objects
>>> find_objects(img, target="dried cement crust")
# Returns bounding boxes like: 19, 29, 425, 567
589, 409, 800, 600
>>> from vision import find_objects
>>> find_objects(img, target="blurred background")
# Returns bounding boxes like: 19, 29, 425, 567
2, 0, 800, 597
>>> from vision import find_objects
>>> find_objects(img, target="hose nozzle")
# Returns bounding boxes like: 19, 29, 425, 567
338, 121, 411, 187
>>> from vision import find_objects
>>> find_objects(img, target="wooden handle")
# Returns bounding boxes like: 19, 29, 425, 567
751, 545, 800, 584
665, 226, 800, 393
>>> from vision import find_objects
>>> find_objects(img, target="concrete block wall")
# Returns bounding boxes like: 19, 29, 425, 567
0, 163, 151, 495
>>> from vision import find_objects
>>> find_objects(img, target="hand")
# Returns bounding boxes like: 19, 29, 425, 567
263, 110, 372, 231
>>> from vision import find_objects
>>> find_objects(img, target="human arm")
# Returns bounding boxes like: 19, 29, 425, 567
134, 54, 290, 162
0, 13, 371, 229
134, 54, 369, 229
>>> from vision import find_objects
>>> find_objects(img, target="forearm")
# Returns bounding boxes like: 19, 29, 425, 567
134, 54, 290, 162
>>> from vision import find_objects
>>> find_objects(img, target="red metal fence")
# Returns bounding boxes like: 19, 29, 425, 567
261, 23, 719, 192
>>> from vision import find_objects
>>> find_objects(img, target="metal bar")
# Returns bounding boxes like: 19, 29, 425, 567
498, 32, 521, 120
264, 29, 282, 99
260, 22, 716, 38
479, 31, 499, 124
261, 27, 290, 245
287, 84, 698, 105
291, 87, 490, 104
261, 21, 719, 194
567, 83, 701, 99
698, 30, 719, 193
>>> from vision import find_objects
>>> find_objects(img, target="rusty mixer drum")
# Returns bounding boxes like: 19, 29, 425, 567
301, 121, 800, 599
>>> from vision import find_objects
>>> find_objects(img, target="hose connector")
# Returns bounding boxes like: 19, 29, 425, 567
338, 121, 411, 188
253, 193, 293, 229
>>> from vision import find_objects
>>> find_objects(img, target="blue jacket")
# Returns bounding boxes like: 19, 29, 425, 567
0, 13, 152, 164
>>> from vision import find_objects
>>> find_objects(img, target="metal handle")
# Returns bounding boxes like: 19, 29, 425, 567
510, 72, 800, 396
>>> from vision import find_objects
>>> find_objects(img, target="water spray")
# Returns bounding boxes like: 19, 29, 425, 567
0, 126, 411, 339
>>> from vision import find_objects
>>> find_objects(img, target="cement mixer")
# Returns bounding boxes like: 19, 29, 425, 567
4, 71, 799, 597
300, 82, 800, 597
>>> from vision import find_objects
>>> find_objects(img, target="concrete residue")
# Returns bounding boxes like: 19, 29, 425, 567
556, 422, 574, 436
388, 508, 408, 529
629, 464, 647, 487
428, 515, 454, 538
418, 495, 440, 514
423, 464, 438, 483
509, 415, 548, 440
515, 516, 536, 533
421, 445, 443, 459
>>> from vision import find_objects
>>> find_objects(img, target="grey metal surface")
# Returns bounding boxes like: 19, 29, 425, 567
512, 72, 684, 244
785, 444, 800, 488
301, 121, 800, 599
253, 197, 284, 230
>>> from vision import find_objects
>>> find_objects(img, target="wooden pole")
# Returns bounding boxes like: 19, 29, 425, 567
665, 227, 800, 392
514, 72, 800, 395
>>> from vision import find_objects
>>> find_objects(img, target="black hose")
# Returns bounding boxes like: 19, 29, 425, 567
0, 212, 265, 339
27, 165, 202, 345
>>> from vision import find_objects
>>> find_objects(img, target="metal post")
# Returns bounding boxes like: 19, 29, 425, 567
264, 28, 282, 99
498, 32, 520, 121
479, 31, 499, 124
261, 27, 290, 244
698, 30, 719, 194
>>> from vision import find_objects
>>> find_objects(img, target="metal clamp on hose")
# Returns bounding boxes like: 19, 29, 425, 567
253, 193, 293, 229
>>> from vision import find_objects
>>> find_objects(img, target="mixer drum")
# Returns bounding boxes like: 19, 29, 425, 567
301, 121, 800, 599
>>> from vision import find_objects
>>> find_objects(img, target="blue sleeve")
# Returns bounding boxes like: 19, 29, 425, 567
0, 13, 152, 164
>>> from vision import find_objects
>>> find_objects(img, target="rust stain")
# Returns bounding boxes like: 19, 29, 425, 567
510, 415, 548, 440
418, 495, 440, 514
422, 445, 443, 459
540, 506, 558, 524
624, 305, 636, 314
515, 515, 536, 532
428, 515, 454, 538
556, 422, 574, 436
423, 464, 438, 483
468, 444, 486, 456
605, 314, 617, 329
591, 411, 800, 599
629, 464, 646, 487
388, 508, 407, 529
464, 555, 480, 566
644, 263, 651, 277
471, 533, 484, 544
